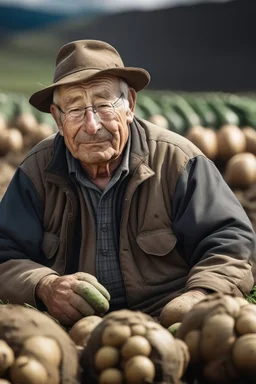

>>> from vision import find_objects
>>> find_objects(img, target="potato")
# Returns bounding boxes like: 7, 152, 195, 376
102, 324, 131, 347
239, 303, 256, 316
99, 368, 123, 384
235, 313, 256, 334
217, 124, 246, 161
0, 114, 7, 134
22, 336, 62, 368
224, 152, 256, 189
9, 355, 48, 384
186, 125, 218, 160
124, 355, 155, 384
69, 315, 102, 346
80, 309, 184, 383
130, 324, 147, 336
94, 346, 119, 371
15, 112, 38, 135
7, 128, 24, 153
184, 329, 201, 365
242, 126, 256, 155
176, 297, 222, 339
0, 340, 15, 375
23, 123, 54, 148
0, 131, 11, 156
234, 296, 250, 308
175, 338, 190, 379
121, 335, 151, 359
200, 313, 236, 362
232, 334, 256, 375
0, 304, 79, 384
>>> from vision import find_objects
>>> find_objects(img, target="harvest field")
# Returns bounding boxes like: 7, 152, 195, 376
1, 91, 256, 383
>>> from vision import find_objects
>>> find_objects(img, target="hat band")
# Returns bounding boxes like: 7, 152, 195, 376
54, 65, 124, 83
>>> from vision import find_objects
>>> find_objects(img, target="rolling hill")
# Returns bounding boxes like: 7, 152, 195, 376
0, 0, 255, 95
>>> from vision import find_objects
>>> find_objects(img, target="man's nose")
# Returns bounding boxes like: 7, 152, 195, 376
82, 110, 100, 135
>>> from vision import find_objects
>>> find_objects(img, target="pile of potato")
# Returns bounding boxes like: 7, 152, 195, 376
0, 304, 79, 384
185, 124, 256, 190
0, 110, 56, 200
79, 309, 189, 384
176, 293, 256, 383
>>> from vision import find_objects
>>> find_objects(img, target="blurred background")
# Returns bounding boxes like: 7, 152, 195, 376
1, 0, 256, 230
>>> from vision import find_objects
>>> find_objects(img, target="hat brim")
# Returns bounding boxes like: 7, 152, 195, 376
29, 67, 150, 113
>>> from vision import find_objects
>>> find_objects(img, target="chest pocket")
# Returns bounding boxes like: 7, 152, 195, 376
136, 228, 177, 256
135, 228, 188, 285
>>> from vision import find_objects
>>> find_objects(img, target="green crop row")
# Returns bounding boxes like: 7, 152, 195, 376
136, 91, 256, 134
2, 90, 256, 134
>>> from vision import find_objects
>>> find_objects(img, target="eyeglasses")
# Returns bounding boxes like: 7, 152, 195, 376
54, 93, 124, 122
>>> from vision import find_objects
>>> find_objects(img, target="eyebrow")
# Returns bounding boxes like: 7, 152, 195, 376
93, 90, 112, 100
64, 95, 82, 106
63, 89, 114, 107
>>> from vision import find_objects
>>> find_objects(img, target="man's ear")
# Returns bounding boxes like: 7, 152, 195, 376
50, 104, 64, 136
126, 88, 137, 124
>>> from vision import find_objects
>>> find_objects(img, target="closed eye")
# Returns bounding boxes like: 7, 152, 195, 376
97, 103, 112, 109
69, 108, 83, 113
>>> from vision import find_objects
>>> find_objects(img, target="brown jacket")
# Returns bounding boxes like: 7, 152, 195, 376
0, 118, 255, 316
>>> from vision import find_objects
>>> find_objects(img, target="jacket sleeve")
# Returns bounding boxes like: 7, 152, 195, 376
172, 155, 256, 296
0, 168, 58, 306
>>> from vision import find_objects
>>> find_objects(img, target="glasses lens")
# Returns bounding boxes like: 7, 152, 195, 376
96, 104, 115, 120
67, 109, 84, 121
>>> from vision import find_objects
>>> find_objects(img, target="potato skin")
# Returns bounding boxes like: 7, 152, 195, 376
0, 305, 79, 384
69, 316, 102, 346
0, 340, 15, 375
232, 334, 256, 375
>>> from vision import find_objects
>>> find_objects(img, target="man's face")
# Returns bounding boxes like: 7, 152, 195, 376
51, 76, 135, 167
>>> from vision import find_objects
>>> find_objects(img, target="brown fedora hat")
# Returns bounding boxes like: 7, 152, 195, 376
29, 39, 151, 113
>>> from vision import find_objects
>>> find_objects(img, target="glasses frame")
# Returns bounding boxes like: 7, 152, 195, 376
53, 92, 124, 122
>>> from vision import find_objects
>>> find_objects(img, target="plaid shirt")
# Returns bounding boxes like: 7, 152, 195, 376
66, 136, 131, 310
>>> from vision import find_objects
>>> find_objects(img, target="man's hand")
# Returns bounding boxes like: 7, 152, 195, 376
36, 272, 111, 326
160, 289, 209, 328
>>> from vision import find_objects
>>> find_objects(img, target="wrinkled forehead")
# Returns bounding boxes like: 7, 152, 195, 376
57, 74, 121, 102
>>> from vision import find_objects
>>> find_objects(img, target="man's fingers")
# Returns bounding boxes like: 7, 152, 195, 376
69, 292, 96, 316
74, 272, 111, 301
74, 272, 97, 282
72, 280, 110, 314
55, 307, 83, 327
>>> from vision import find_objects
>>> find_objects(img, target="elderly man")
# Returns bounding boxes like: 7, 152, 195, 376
0, 39, 255, 327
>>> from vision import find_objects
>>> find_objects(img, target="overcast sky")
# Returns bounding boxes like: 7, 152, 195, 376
0, 0, 234, 13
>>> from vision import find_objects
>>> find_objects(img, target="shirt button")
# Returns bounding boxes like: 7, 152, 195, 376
102, 224, 108, 232
102, 249, 108, 256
